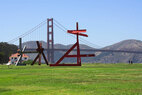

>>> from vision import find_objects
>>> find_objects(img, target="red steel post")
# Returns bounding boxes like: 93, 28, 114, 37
50, 22, 95, 66
76, 22, 81, 65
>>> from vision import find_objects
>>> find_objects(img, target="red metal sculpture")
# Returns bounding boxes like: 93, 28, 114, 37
50, 22, 95, 66
31, 41, 49, 65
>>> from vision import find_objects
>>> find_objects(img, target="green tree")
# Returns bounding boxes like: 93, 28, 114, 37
0, 52, 4, 64
0, 42, 18, 64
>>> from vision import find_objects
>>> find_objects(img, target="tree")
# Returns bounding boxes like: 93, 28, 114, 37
0, 42, 18, 64
0, 52, 4, 64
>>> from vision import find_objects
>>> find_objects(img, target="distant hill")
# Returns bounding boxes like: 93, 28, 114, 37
22, 39, 142, 63
22, 41, 47, 48
94, 39, 142, 63
22, 41, 94, 49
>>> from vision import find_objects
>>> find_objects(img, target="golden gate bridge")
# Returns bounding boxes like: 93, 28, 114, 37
8, 18, 142, 66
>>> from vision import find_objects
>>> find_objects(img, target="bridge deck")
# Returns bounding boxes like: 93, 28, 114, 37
23, 48, 142, 54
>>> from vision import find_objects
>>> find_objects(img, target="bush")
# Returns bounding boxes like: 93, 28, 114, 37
23, 60, 38, 65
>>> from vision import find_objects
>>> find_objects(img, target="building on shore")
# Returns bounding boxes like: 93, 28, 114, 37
8, 53, 29, 64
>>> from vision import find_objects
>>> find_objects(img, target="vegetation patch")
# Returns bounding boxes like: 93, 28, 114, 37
0, 64, 142, 95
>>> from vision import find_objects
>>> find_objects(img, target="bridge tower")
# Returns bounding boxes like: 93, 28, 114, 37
47, 18, 54, 64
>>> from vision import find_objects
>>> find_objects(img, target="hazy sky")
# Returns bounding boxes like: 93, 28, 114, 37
0, 0, 142, 47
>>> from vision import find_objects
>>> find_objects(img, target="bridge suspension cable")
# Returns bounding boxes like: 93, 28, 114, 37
8, 19, 47, 44
54, 19, 102, 48
8, 18, 102, 49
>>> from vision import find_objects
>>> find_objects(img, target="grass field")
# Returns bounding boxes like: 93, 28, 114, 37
0, 63, 142, 95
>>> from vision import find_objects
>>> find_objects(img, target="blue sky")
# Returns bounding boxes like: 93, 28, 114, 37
0, 0, 142, 47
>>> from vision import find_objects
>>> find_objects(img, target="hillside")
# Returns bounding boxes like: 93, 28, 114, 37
95, 39, 142, 63
22, 41, 94, 49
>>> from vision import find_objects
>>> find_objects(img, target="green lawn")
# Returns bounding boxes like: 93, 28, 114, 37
0, 63, 142, 95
